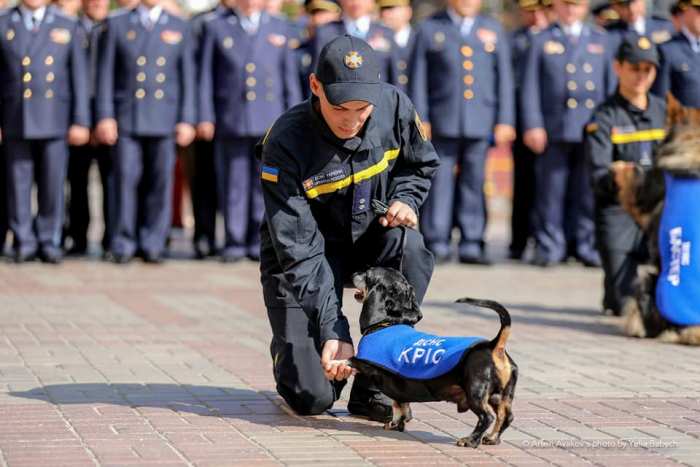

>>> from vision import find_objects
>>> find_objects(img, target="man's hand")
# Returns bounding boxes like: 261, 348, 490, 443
175, 123, 196, 147
67, 125, 90, 146
494, 124, 516, 147
379, 200, 417, 229
96, 118, 118, 146
196, 122, 215, 141
523, 127, 548, 154
321, 339, 355, 381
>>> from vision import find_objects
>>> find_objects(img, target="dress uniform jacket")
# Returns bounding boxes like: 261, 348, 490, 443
605, 17, 675, 52
198, 12, 302, 137
653, 32, 700, 107
521, 22, 616, 142
393, 27, 416, 95
410, 12, 515, 138
585, 92, 666, 312
0, 6, 90, 139
313, 20, 397, 85
259, 84, 439, 344
96, 8, 197, 135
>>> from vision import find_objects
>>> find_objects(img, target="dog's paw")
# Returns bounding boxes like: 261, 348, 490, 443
482, 435, 501, 445
383, 419, 405, 432
456, 435, 481, 448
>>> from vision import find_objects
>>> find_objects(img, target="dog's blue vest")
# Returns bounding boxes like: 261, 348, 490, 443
355, 325, 487, 380
656, 173, 700, 326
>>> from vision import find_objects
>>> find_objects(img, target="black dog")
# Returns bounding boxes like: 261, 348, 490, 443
348, 267, 518, 448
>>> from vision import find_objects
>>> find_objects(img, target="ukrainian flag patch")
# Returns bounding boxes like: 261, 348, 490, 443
261, 165, 279, 183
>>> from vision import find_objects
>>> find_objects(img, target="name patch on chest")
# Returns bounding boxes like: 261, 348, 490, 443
355, 325, 487, 380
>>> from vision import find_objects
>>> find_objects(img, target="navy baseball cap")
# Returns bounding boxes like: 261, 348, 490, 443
316, 35, 382, 106
616, 36, 660, 66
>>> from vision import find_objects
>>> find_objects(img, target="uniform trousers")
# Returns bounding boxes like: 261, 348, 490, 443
421, 137, 489, 259
5, 138, 68, 257
190, 139, 218, 252
215, 137, 263, 259
509, 136, 536, 257
263, 224, 434, 415
595, 205, 648, 314
111, 135, 175, 258
532, 142, 597, 262
66, 143, 115, 252
0, 143, 7, 254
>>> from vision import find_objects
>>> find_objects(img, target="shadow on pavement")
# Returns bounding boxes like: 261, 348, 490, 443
424, 300, 621, 337
9, 383, 456, 444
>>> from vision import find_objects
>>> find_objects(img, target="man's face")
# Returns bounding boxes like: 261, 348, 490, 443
310, 74, 374, 139
55, 0, 81, 15
340, 0, 374, 19
683, 6, 700, 35
379, 6, 412, 32
553, 0, 589, 25
520, 6, 549, 29
82, 0, 109, 21
614, 60, 657, 95
22, 0, 48, 11
612, 0, 646, 23
310, 9, 341, 27
238, 0, 264, 15
448, 0, 482, 17
140, 0, 161, 9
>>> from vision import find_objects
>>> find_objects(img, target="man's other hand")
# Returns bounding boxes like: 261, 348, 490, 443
379, 200, 417, 229
321, 339, 355, 381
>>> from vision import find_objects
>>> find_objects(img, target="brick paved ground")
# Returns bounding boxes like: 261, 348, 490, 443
1, 211, 699, 466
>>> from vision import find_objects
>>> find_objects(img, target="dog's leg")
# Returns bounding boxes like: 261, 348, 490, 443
678, 326, 700, 346
482, 397, 513, 445
383, 400, 407, 432
456, 393, 495, 448
399, 403, 412, 423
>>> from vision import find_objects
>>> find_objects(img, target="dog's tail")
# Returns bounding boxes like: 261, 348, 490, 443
456, 297, 513, 389
456, 297, 511, 351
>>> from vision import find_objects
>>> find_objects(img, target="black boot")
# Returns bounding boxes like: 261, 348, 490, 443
347, 374, 393, 423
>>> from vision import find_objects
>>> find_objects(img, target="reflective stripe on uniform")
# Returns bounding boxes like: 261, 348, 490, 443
304, 148, 400, 199
611, 128, 666, 144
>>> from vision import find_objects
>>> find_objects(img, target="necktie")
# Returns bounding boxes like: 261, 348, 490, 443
242, 17, 257, 35
348, 23, 363, 39
31, 15, 39, 32
143, 15, 153, 30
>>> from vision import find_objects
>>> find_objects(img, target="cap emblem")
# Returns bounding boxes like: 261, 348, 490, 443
638, 37, 651, 50
344, 51, 364, 69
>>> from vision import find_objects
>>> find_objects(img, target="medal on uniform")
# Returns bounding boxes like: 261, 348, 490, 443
434, 31, 445, 45
161, 30, 182, 44
126, 30, 136, 40
587, 43, 604, 54
267, 34, 286, 47
5, 29, 14, 41
50, 28, 71, 44
222, 37, 233, 49
544, 40, 565, 54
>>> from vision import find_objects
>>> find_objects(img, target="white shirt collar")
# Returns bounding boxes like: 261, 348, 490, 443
343, 15, 371, 36
447, 8, 475, 36
561, 21, 583, 38
682, 26, 700, 52
394, 25, 411, 48
137, 4, 163, 26
632, 17, 645, 36
19, 4, 46, 24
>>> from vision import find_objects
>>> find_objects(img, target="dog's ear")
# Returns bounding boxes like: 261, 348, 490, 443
385, 281, 423, 326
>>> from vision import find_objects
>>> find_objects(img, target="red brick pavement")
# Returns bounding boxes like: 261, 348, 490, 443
0, 253, 699, 466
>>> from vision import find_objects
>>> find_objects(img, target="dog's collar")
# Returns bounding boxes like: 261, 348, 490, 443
360, 321, 394, 336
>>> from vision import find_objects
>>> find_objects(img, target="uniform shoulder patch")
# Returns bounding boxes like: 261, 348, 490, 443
261, 165, 279, 183
414, 112, 427, 141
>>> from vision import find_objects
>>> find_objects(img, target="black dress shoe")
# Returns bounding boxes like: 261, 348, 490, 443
142, 252, 163, 264
39, 250, 62, 264
221, 253, 244, 264
459, 253, 492, 266
508, 249, 524, 260
66, 244, 88, 257
577, 255, 602, 268
193, 239, 215, 259
14, 252, 37, 264
104, 252, 132, 264
532, 255, 556, 268
347, 392, 393, 423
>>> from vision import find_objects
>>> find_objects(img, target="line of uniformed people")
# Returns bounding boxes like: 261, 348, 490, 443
1, 0, 698, 266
